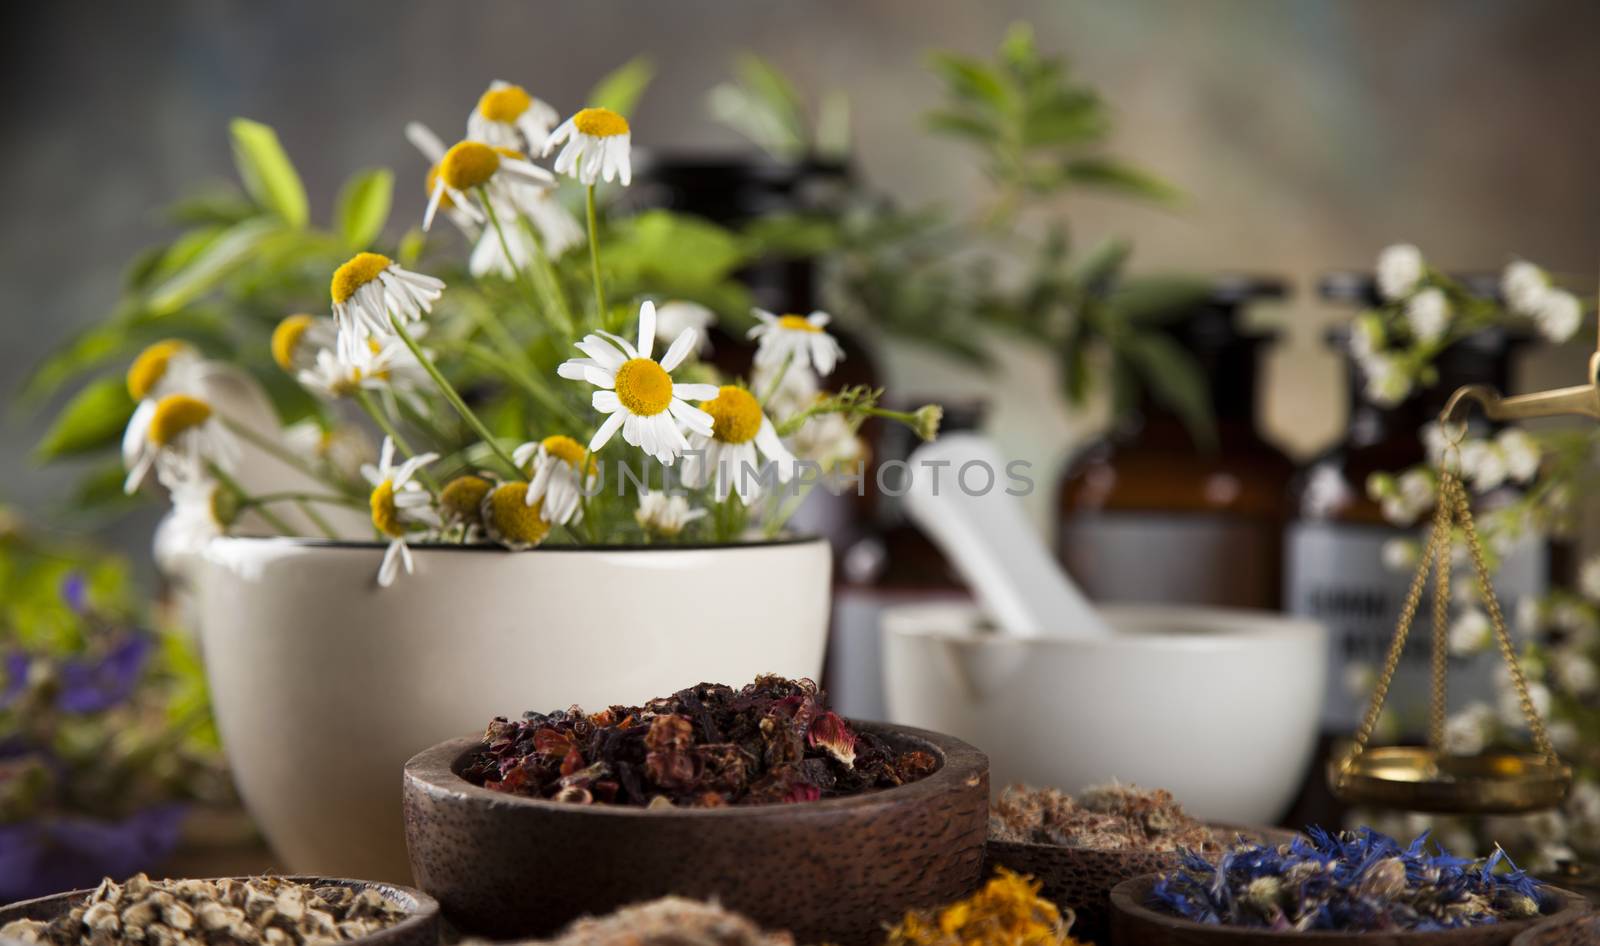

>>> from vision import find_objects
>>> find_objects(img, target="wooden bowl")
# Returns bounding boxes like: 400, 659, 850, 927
403, 721, 988, 944
1109, 874, 1589, 946
985, 824, 1301, 945
1511, 912, 1600, 946
0, 877, 439, 946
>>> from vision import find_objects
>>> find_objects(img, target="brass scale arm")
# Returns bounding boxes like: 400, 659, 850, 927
1440, 351, 1600, 424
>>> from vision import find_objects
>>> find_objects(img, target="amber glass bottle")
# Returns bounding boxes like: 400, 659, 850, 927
1056, 276, 1293, 609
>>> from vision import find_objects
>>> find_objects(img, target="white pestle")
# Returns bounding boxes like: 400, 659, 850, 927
905, 433, 1114, 640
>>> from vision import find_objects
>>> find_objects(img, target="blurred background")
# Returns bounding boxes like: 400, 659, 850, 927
6, 0, 1599, 545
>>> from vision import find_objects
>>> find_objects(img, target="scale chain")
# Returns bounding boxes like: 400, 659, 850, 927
1339, 472, 1454, 788
1443, 470, 1559, 764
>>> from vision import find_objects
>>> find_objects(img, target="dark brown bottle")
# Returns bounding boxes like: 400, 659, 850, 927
1056, 276, 1294, 609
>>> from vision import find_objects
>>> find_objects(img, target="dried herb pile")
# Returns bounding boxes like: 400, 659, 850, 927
520, 897, 794, 946
0, 874, 407, 946
989, 783, 1216, 852
460, 675, 937, 807
887, 869, 1083, 946
1153, 827, 1546, 932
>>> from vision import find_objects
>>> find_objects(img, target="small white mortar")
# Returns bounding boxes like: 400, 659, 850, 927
882, 601, 1326, 824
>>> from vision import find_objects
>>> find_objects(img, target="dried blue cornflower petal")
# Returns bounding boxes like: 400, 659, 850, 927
1152, 826, 1548, 933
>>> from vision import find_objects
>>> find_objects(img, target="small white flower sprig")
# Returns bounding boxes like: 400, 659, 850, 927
1354, 244, 1594, 407
119, 76, 942, 587
1346, 244, 1600, 870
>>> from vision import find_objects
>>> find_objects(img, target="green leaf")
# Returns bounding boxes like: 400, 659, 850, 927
230, 118, 309, 228
924, 109, 999, 144
335, 167, 394, 250
1071, 238, 1132, 299
35, 376, 135, 461
1062, 157, 1179, 202
928, 53, 1009, 111
146, 218, 279, 314
609, 210, 747, 286
1119, 331, 1217, 450
1110, 276, 1213, 324
816, 90, 851, 158
1000, 22, 1038, 70
588, 57, 655, 118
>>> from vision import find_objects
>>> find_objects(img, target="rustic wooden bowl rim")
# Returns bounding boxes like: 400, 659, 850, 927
1109, 873, 1587, 940
987, 823, 1302, 857
0, 876, 439, 942
404, 720, 986, 819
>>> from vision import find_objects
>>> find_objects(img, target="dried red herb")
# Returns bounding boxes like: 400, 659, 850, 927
461, 675, 937, 807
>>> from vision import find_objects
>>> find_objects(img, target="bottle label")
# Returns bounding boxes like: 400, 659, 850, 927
1058, 513, 1279, 610
1284, 521, 1547, 731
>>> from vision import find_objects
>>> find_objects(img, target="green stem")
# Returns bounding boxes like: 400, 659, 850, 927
585, 185, 610, 330
243, 491, 363, 509
388, 313, 522, 478
209, 462, 295, 536
218, 414, 355, 496
479, 189, 548, 319
295, 500, 340, 540
516, 213, 577, 336
353, 388, 439, 493
759, 353, 795, 407
459, 342, 568, 423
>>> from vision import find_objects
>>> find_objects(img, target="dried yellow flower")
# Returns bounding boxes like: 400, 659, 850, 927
886, 870, 1080, 946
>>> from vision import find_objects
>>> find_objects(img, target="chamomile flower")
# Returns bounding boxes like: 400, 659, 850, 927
153, 472, 231, 577
406, 122, 484, 239
423, 140, 556, 233
362, 437, 440, 587
439, 473, 494, 539
271, 314, 339, 373
635, 490, 706, 539
1502, 260, 1548, 315
468, 80, 560, 154
748, 309, 844, 377
296, 330, 428, 403
682, 385, 796, 504
481, 481, 551, 550
126, 339, 206, 401
468, 189, 583, 278
654, 301, 717, 355
122, 394, 240, 494
557, 301, 719, 464
330, 252, 445, 360
512, 434, 594, 526
283, 420, 375, 482
544, 107, 633, 186
1534, 288, 1583, 343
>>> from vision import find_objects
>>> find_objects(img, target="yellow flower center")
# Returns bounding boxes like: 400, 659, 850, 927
331, 252, 392, 305
271, 315, 313, 371
702, 385, 763, 444
613, 358, 674, 417
486, 482, 551, 546
440, 474, 492, 522
147, 394, 212, 447
127, 340, 189, 400
425, 164, 456, 210
777, 314, 820, 333
370, 479, 403, 538
478, 84, 532, 123
541, 435, 596, 475
572, 107, 629, 138
440, 141, 501, 191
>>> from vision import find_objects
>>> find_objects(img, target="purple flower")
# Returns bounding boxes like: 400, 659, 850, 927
59, 571, 88, 614
58, 634, 153, 714
0, 805, 186, 901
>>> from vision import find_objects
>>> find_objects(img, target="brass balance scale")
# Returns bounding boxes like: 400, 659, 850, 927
1328, 348, 1600, 815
